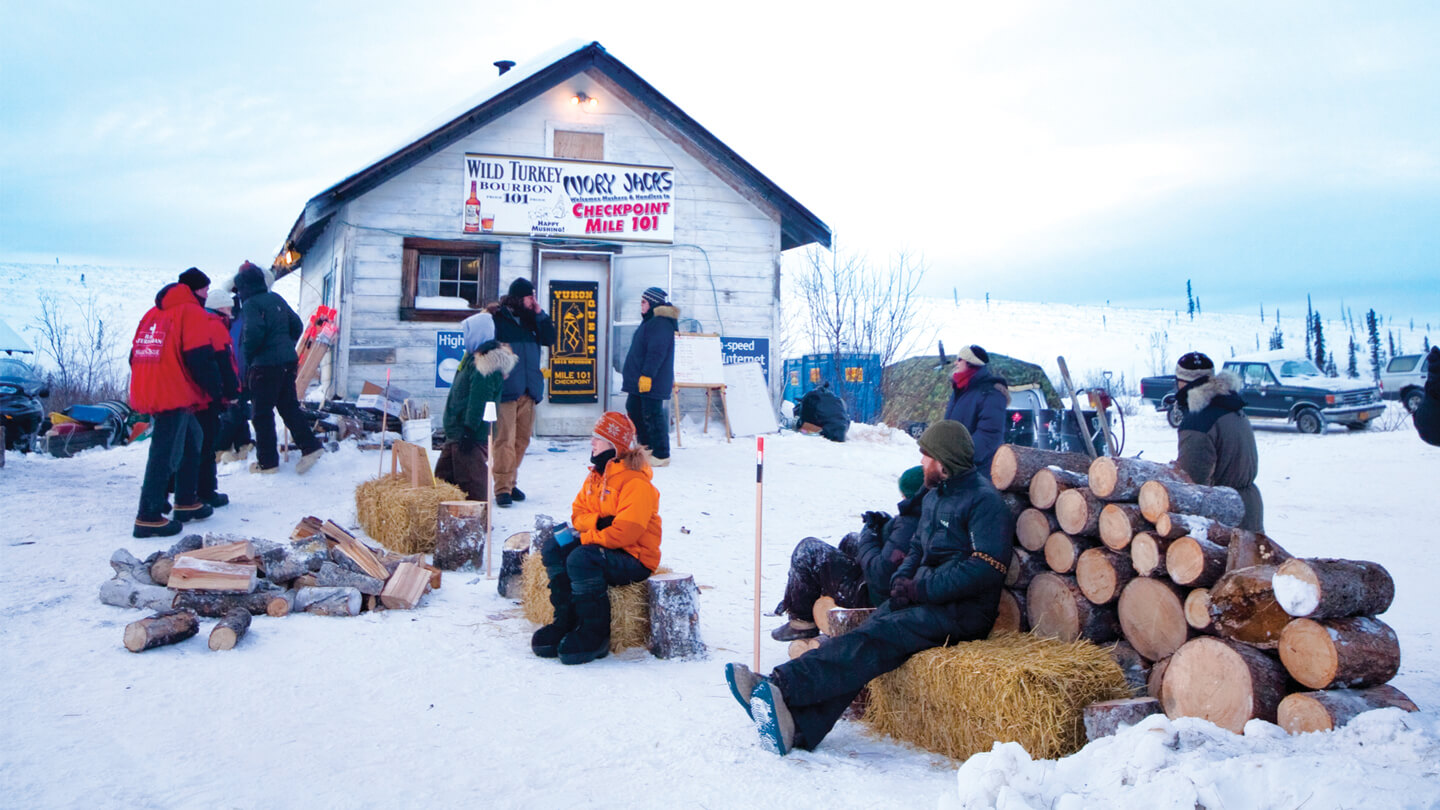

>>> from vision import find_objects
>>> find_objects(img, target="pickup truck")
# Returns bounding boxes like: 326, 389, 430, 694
1138, 350, 1384, 434
1380, 353, 1430, 413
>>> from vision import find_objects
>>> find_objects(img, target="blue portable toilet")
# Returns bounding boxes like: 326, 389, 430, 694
783, 352, 883, 423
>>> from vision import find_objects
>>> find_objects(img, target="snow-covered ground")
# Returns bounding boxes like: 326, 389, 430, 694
1, 402, 1437, 809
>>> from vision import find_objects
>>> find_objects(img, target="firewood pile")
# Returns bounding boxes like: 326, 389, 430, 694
989, 445, 1417, 737
102, 516, 442, 653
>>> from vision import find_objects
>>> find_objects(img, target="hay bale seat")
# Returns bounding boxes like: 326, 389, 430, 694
863, 633, 1129, 761
355, 473, 465, 555
520, 552, 670, 654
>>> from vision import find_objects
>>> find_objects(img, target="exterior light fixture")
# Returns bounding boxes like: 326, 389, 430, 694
570, 92, 598, 110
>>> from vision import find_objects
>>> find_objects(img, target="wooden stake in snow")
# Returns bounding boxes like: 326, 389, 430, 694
753, 437, 764, 673
483, 400, 497, 578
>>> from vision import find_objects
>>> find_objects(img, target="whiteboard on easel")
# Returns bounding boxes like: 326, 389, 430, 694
673, 333, 725, 386
723, 361, 779, 436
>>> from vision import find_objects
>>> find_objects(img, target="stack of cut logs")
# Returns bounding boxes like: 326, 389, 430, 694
103, 516, 442, 653
990, 444, 1416, 737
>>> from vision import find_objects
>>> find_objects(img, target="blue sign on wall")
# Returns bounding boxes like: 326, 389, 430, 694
721, 336, 770, 383
436, 331, 465, 388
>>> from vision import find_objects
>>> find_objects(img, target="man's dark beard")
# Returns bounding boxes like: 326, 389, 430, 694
923, 466, 946, 488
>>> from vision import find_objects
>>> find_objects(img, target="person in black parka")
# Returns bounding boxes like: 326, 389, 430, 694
235, 261, 322, 475
798, 384, 848, 442
1413, 347, 1440, 447
491, 277, 557, 506
1172, 351, 1264, 531
726, 420, 1012, 755
621, 286, 678, 466
941, 344, 1009, 477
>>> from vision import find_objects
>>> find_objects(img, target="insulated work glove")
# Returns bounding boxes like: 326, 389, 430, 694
638, 376, 652, 394
862, 510, 891, 533
595, 515, 615, 531
889, 577, 918, 608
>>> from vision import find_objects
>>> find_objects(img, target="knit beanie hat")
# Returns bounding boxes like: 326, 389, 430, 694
178, 267, 211, 292
508, 277, 535, 299
958, 345, 990, 366
461, 312, 495, 354
1175, 351, 1215, 383
642, 286, 669, 307
593, 411, 636, 450
898, 465, 924, 498
205, 279, 234, 310
917, 420, 975, 477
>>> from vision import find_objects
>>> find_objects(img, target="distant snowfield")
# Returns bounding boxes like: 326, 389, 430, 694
1, 406, 1437, 809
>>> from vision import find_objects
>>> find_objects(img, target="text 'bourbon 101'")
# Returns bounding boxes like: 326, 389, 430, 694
464, 181, 481, 233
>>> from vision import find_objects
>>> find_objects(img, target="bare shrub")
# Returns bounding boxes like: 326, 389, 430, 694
27, 293, 127, 414
786, 244, 933, 367
1373, 402, 1413, 432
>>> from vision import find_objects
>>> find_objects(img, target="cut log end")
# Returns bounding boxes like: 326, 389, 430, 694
1162, 637, 1287, 733
1277, 685, 1418, 734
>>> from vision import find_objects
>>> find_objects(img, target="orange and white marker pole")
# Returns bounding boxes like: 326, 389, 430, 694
753, 436, 765, 672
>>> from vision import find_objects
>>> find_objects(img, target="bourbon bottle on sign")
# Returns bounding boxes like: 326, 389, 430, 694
464, 181, 481, 233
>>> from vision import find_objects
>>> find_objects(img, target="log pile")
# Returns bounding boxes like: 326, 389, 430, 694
989, 447, 1417, 738
100, 518, 443, 652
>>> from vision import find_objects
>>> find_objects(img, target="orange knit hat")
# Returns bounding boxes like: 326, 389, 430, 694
592, 411, 636, 450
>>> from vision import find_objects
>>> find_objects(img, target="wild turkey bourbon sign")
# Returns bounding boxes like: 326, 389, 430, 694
548, 280, 599, 404
462, 153, 675, 243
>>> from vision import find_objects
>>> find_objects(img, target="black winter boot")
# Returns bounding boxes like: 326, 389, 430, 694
558, 592, 611, 665
531, 574, 577, 658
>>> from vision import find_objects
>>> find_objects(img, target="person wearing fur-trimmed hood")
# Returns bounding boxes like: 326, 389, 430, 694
436, 311, 516, 502
1172, 351, 1264, 532
621, 286, 678, 466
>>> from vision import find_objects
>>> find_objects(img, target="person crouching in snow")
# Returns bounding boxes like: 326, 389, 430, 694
531, 412, 661, 665
435, 312, 515, 501
726, 420, 1012, 755
768, 465, 926, 642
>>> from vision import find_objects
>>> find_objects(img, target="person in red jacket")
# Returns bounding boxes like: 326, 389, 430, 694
181, 269, 241, 509
129, 274, 224, 537
531, 412, 661, 665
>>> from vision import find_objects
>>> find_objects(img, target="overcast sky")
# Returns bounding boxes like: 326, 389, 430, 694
2, 1, 1436, 321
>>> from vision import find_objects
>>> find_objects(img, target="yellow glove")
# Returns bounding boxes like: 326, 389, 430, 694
638, 376, 652, 393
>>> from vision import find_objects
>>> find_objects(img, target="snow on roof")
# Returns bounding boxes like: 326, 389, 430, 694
0, 318, 32, 354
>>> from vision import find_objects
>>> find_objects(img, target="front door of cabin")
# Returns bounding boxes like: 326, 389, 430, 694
535, 251, 610, 437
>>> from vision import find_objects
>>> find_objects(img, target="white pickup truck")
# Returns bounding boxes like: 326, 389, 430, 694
1380, 353, 1431, 413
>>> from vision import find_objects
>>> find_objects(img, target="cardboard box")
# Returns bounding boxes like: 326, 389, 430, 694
356, 381, 411, 418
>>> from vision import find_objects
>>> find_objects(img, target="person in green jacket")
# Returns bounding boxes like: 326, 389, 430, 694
436, 312, 517, 501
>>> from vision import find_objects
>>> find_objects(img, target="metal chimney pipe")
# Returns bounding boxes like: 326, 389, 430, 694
494, 60, 515, 76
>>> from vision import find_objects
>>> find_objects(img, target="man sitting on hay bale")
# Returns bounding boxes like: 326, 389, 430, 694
531, 412, 662, 665
726, 420, 1012, 755
768, 465, 926, 641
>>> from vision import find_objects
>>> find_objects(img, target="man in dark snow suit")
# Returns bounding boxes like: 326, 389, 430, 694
941, 344, 1009, 476
726, 420, 1012, 755
1172, 351, 1264, 532
235, 261, 323, 475
621, 286, 678, 466
1413, 347, 1440, 447
491, 277, 556, 507
768, 465, 927, 641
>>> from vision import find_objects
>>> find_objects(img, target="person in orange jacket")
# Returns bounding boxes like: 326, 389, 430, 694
531, 411, 661, 665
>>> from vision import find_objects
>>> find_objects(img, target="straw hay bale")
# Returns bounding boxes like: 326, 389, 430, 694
354, 473, 464, 555
863, 633, 1130, 761
520, 551, 667, 653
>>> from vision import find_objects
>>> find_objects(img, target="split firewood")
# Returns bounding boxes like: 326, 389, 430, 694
788, 637, 822, 659
316, 561, 385, 595
1278, 616, 1401, 690
330, 526, 390, 581
1165, 536, 1229, 588
166, 534, 204, 556
166, 558, 258, 592
99, 578, 177, 612
1183, 588, 1214, 632
1005, 547, 1048, 591
1137, 479, 1245, 526
991, 588, 1028, 636
990, 445, 1091, 492
263, 536, 331, 584
1055, 487, 1104, 536
1108, 640, 1151, 696
1044, 531, 1097, 575
647, 573, 706, 659
176, 540, 256, 566
1075, 546, 1135, 605
1206, 565, 1290, 649
172, 588, 292, 618
109, 548, 155, 585
1027, 571, 1120, 643
1118, 577, 1190, 662
1084, 696, 1163, 741
825, 606, 875, 638
1226, 531, 1292, 571
207, 608, 252, 651
1016, 508, 1061, 552
498, 532, 532, 599
379, 562, 429, 610
1277, 685, 1418, 734
1273, 558, 1395, 619
1129, 532, 1173, 577
291, 515, 325, 540
123, 609, 199, 653
434, 500, 486, 571
1087, 456, 1189, 501
291, 573, 319, 590
1154, 513, 1235, 546
1098, 504, 1149, 550
1162, 636, 1288, 733
1028, 467, 1087, 510
295, 586, 362, 616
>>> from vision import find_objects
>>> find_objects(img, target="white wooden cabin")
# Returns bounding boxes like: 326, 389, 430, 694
274, 40, 830, 436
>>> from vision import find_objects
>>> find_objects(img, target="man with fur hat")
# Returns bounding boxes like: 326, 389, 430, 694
1172, 351, 1264, 532
768, 465, 927, 642
491, 277, 556, 507
942, 344, 1009, 476
726, 420, 1012, 755
435, 312, 516, 501
531, 412, 661, 666
621, 286, 678, 466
